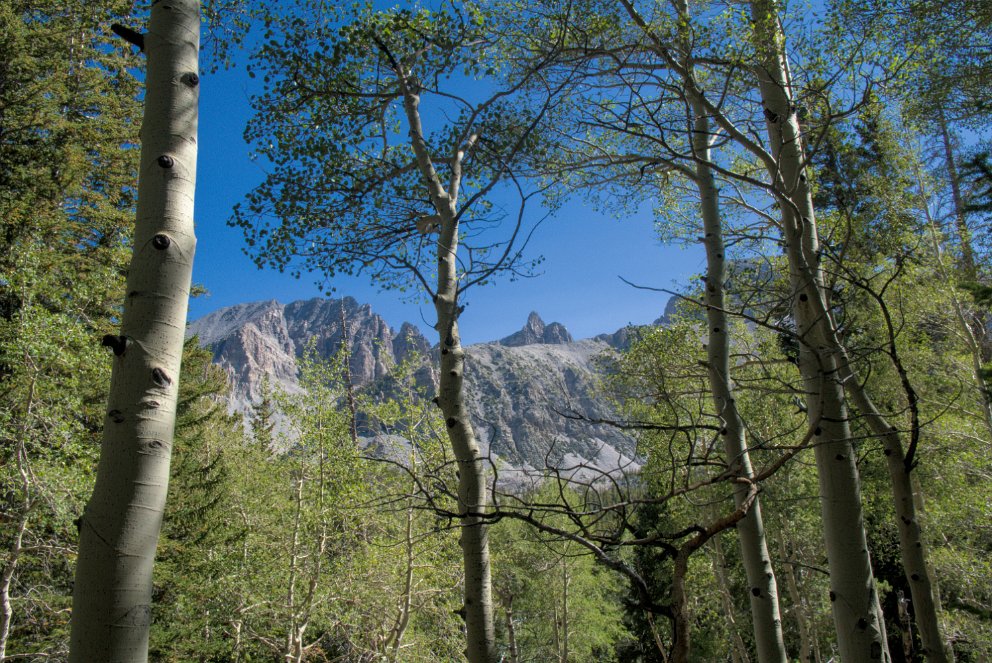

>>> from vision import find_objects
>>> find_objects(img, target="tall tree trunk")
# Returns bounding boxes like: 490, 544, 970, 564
69, 3, 199, 661
747, 3, 890, 660
435, 287, 496, 663
777, 534, 819, 663
561, 563, 570, 663
709, 535, 751, 663
839, 365, 951, 661
503, 594, 520, 663
937, 111, 977, 278
284, 471, 303, 662
399, 70, 496, 663
0, 500, 28, 663
0, 373, 36, 663
385, 467, 416, 663
920, 175, 992, 436
690, 94, 788, 663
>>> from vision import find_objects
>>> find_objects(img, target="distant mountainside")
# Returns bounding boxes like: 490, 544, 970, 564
187, 297, 673, 475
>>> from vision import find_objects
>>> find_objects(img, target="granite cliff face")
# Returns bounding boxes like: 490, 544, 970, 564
188, 298, 657, 475
188, 297, 431, 411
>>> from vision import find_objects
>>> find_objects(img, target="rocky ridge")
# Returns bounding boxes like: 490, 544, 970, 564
188, 298, 666, 476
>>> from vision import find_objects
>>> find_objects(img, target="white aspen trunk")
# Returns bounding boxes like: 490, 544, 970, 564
398, 76, 496, 663
777, 535, 818, 663
435, 277, 497, 663
691, 97, 788, 663
503, 594, 520, 663
1, 374, 36, 663
937, 112, 977, 278
838, 365, 951, 661
386, 475, 416, 663
747, 3, 890, 660
670, 549, 693, 663
921, 204, 992, 437
561, 563, 570, 663
709, 536, 751, 663
69, 3, 198, 661
284, 472, 304, 663
0, 505, 28, 663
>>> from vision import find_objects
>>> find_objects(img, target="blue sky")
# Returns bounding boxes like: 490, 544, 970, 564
189, 60, 705, 345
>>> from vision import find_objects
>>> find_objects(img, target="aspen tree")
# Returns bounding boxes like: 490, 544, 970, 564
673, 3, 788, 658
747, 2, 890, 659
228, 6, 572, 659
69, 2, 199, 661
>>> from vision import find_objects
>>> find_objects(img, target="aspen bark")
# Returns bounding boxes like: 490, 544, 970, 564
748, 3, 890, 660
691, 98, 788, 663
385, 472, 416, 663
937, 112, 977, 278
839, 365, 951, 661
777, 535, 819, 663
503, 593, 521, 663
398, 78, 496, 663
1, 374, 36, 662
709, 536, 751, 663
69, 3, 199, 661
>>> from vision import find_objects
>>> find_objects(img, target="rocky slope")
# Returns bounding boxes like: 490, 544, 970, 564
188, 298, 666, 475
188, 297, 431, 411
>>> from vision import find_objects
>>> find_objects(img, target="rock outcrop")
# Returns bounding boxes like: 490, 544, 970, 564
499, 312, 574, 347
188, 299, 671, 477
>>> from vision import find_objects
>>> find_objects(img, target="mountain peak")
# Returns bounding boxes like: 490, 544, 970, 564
500, 311, 573, 347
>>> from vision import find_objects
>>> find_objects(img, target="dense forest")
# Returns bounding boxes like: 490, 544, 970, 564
1, 0, 991, 661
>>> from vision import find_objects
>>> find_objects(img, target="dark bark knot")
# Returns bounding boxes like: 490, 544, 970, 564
884, 448, 892, 456
181, 72, 199, 87
449, 370, 458, 377
151, 367, 172, 387
101, 334, 131, 356
108, 409, 125, 423
835, 453, 845, 461
763, 107, 779, 123
152, 234, 171, 250
720, 428, 728, 436
157, 155, 174, 169
713, 327, 720, 333
857, 617, 869, 630
814, 427, 822, 436
911, 573, 921, 581
799, 293, 808, 302
751, 587, 761, 597
446, 418, 457, 428
441, 348, 449, 355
